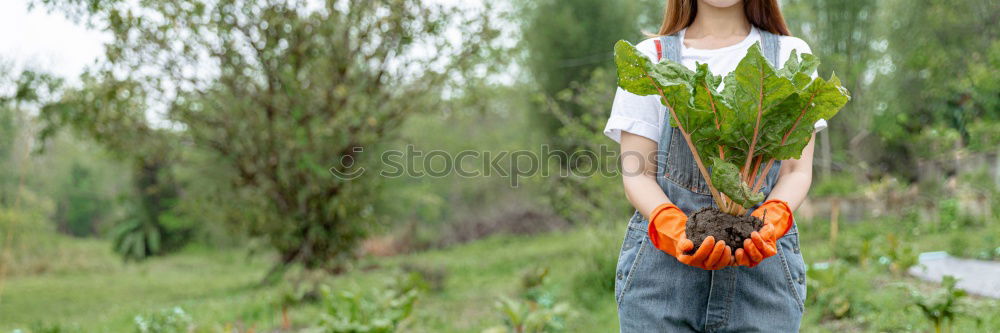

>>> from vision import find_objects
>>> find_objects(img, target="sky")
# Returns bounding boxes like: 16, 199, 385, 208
0, 1, 108, 80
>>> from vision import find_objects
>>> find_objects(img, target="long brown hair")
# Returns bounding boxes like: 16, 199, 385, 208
656, 0, 790, 36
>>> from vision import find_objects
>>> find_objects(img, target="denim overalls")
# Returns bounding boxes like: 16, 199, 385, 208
614, 31, 807, 332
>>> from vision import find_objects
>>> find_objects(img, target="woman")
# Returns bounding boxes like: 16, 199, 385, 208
604, 0, 826, 331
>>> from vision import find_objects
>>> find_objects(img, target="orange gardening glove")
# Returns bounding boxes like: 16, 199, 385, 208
736, 200, 793, 267
648, 203, 733, 270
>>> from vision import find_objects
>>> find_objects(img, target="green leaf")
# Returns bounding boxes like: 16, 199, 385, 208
768, 73, 851, 160
709, 157, 764, 208
614, 41, 658, 96
719, 42, 798, 165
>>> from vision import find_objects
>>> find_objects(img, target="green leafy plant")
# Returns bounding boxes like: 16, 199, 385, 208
485, 296, 573, 333
614, 40, 850, 215
133, 307, 193, 333
882, 233, 919, 275
806, 262, 866, 320
902, 275, 978, 333
484, 266, 574, 333
313, 274, 426, 332
111, 217, 162, 262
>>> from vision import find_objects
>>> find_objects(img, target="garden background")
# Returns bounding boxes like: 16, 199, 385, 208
1, 0, 999, 331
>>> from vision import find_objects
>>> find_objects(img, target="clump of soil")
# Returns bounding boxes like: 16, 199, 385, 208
685, 207, 763, 254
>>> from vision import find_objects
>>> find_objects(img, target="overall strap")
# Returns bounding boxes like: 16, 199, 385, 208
758, 29, 785, 193
759, 30, 781, 67
654, 34, 682, 189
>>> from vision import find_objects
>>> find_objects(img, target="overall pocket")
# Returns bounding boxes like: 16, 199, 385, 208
777, 227, 806, 311
614, 211, 648, 305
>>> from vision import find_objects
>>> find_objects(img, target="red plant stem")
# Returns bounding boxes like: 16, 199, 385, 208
747, 155, 762, 185
743, 67, 767, 182
752, 87, 821, 192
648, 76, 726, 208
753, 158, 777, 192
702, 82, 726, 160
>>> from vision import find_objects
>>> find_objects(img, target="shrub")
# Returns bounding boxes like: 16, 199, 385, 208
484, 266, 575, 333
902, 275, 979, 333
133, 307, 193, 333
312, 274, 425, 332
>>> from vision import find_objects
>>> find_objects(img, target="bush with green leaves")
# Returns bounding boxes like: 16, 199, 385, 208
485, 266, 574, 333
133, 307, 193, 333
485, 296, 573, 333
805, 262, 871, 320
569, 229, 618, 310
881, 233, 919, 275
901, 275, 979, 333
312, 273, 426, 332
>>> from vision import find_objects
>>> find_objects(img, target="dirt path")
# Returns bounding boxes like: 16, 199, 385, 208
908, 252, 1000, 298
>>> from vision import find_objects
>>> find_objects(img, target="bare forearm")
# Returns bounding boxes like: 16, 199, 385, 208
767, 169, 811, 210
767, 133, 817, 211
620, 132, 671, 219
624, 173, 671, 219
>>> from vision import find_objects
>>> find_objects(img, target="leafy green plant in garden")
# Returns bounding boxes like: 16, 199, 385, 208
882, 233, 919, 275
806, 262, 867, 319
485, 266, 574, 333
133, 307, 193, 333
313, 273, 426, 332
615, 40, 850, 215
902, 276, 979, 333
486, 296, 573, 333
569, 229, 619, 310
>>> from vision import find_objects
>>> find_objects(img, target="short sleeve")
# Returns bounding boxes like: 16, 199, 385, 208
603, 39, 666, 144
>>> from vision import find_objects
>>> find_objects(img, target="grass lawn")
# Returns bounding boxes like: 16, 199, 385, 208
2, 217, 999, 332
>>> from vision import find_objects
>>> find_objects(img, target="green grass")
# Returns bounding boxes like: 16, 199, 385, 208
2, 217, 999, 332
0, 245, 278, 331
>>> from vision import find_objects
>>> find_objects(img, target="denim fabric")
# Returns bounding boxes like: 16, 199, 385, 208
614, 31, 807, 332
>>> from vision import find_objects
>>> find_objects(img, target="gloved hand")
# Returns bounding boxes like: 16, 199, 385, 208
735, 200, 793, 267
648, 203, 732, 270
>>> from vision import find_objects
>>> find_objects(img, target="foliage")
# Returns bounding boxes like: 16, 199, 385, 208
517, 0, 661, 141
544, 68, 632, 224
901, 276, 978, 333
881, 233, 919, 275
38, 73, 189, 260
110, 216, 163, 262
875, 0, 1000, 180
568, 228, 618, 310
809, 172, 861, 198
783, 0, 880, 177
313, 274, 426, 332
615, 40, 850, 213
518, 0, 660, 225
806, 262, 863, 319
133, 307, 193, 333
485, 296, 573, 333
485, 266, 574, 333
35, 0, 500, 278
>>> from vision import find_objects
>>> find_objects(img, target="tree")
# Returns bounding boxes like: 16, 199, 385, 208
0, 68, 63, 206
517, 0, 661, 222
519, 0, 661, 143
36, 0, 498, 280
875, 0, 1000, 181
783, 0, 880, 178
40, 73, 188, 260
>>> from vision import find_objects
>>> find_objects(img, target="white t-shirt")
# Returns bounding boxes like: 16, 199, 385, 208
604, 27, 828, 144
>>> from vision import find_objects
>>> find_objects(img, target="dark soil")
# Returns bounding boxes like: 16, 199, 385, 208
685, 207, 763, 254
